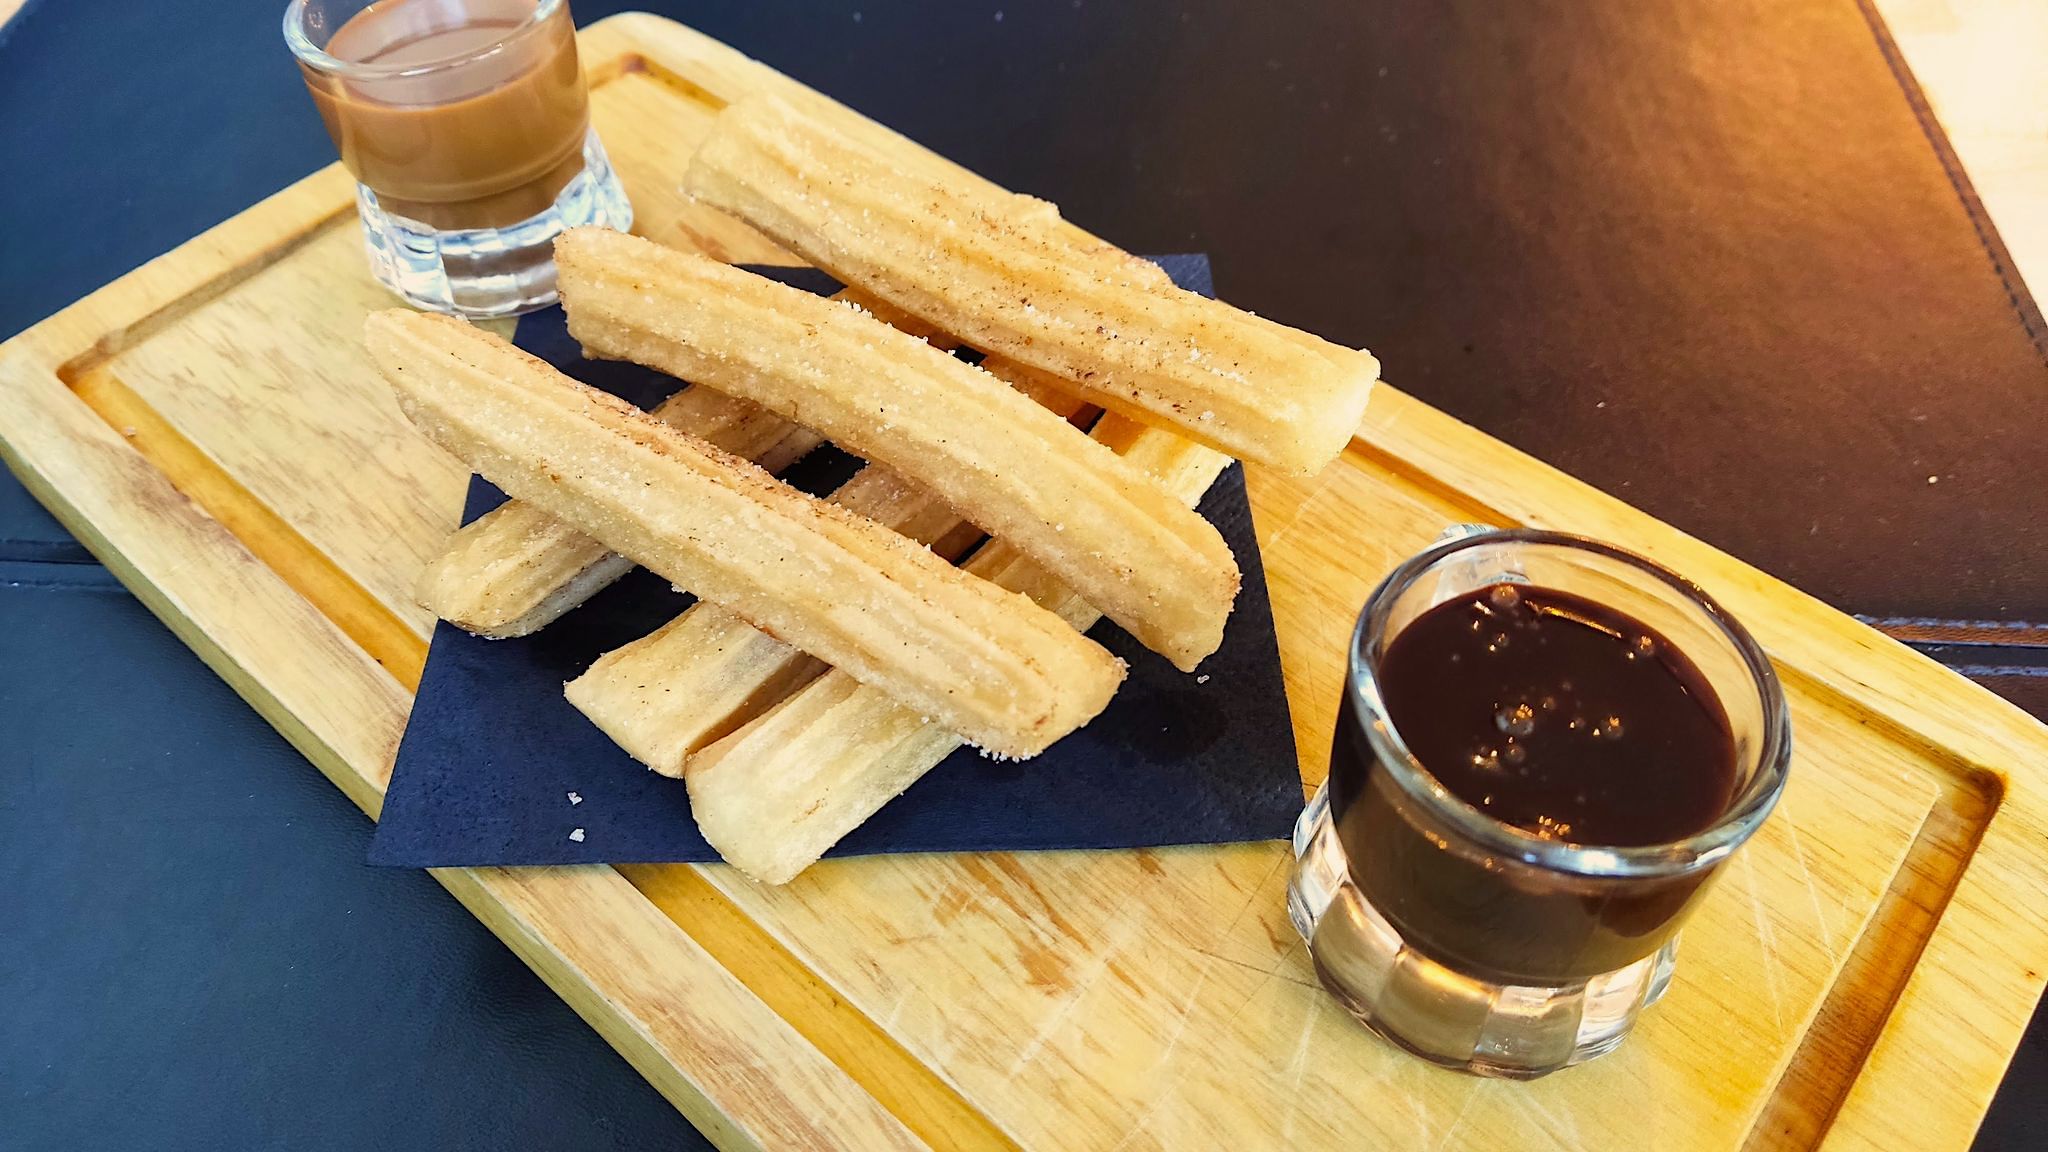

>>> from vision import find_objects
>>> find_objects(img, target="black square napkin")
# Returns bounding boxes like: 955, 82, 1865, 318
369, 256, 1306, 868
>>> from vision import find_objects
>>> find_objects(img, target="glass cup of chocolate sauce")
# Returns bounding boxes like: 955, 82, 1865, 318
1289, 528, 1791, 1078
284, 0, 632, 318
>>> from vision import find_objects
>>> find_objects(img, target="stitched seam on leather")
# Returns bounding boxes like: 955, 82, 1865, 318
1859, 615, 2048, 640
1940, 664, 2048, 679
1911, 642, 2048, 662
1904, 634, 2048, 680
1860, 615, 2048, 630
1853, 0, 2048, 368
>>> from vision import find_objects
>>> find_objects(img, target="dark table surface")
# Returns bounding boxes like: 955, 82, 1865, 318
2, 1, 2044, 1148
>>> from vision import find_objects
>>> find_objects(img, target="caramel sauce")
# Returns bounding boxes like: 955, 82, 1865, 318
302, 0, 589, 229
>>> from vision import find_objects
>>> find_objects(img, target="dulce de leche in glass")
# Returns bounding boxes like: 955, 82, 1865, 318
285, 0, 631, 317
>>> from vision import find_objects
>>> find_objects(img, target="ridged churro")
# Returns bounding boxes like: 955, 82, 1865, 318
416, 385, 820, 638
682, 94, 1378, 475
412, 282, 917, 638
566, 380, 1089, 777
564, 463, 978, 777
556, 227, 1240, 670
687, 413, 1234, 883
366, 309, 1124, 759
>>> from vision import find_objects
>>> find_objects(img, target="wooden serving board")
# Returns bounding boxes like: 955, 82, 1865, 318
4, 14, 2047, 1150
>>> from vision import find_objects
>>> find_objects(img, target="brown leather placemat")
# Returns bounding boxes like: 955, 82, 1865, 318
754, 0, 2048, 626
6, 0, 2045, 629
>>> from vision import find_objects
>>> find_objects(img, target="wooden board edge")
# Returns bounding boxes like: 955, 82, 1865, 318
1356, 388, 2048, 787
1355, 387, 2048, 1146
589, 10, 1118, 254
572, 19, 2048, 1144
582, 11, 784, 100
0, 350, 410, 801
436, 862, 930, 1152
16, 168, 357, 375
5, 12, 2044, 1147
621, 863, 1025, 1151
1820, 801, 2048, 1150
0, 283, 928, 1152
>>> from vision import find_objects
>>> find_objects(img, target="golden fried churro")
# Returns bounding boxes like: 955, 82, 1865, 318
756, 88, 1177, 295
682, 94, 1378, 475
413, 282, 918, 638
565, 464, 975, 777
416, 385, 821, 638
556, 227, 1239, 670
564, 377, 1090, 776
366, 309, 1124, 758
688, 414, 1233, 883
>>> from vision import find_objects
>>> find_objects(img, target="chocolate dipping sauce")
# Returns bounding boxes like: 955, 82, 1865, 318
1327, 583, 1741, 983
301, 0, 589, 229
1380, 583, 1738, 846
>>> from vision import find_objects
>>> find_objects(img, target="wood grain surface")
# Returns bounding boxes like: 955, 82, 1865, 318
2, 13, 2046, 1151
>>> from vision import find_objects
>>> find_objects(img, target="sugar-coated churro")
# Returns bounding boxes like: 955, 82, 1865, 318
416, 384, 820, 638
682, 93, 1378, 475
745, 87, 1179, 297
565, 464, 976, 776
686, 413, 1233, 883
556, 227, 1240, 670
414, 283, 903, 640
366, 309, 1124, 759
565, 379, 1089, 777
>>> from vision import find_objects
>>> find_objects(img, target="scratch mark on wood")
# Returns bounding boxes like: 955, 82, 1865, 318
1518, 1085, 1586, 1151
1430, 1082, 1486, 1152
1104, 953, 1226, 1151
1779, 804, 1840, 962
1151, 957, 1218, 1072
1279, 999, 1322, 1145
1003, 895, 1150, 1078
1003, 949, 1108, 1077
1739, 850, 1789, 1036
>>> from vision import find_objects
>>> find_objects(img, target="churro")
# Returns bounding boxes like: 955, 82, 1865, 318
682, 93, 1378, 475
414, 284, 924, 640
566, 380, 1088, 776
686, 413, 1233, 883
366, 309, 1124, 758
556, 227, 1240, 671
564, 463, 980, 777
416, 385, 820, 638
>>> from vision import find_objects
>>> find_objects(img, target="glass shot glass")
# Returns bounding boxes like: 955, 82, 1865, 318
284, 0, 632, 318
1288, 528, 1792, 1078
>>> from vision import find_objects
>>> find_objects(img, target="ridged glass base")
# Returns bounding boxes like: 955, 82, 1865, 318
355, 128, 632, 320
1288, 781, 1676, 1078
